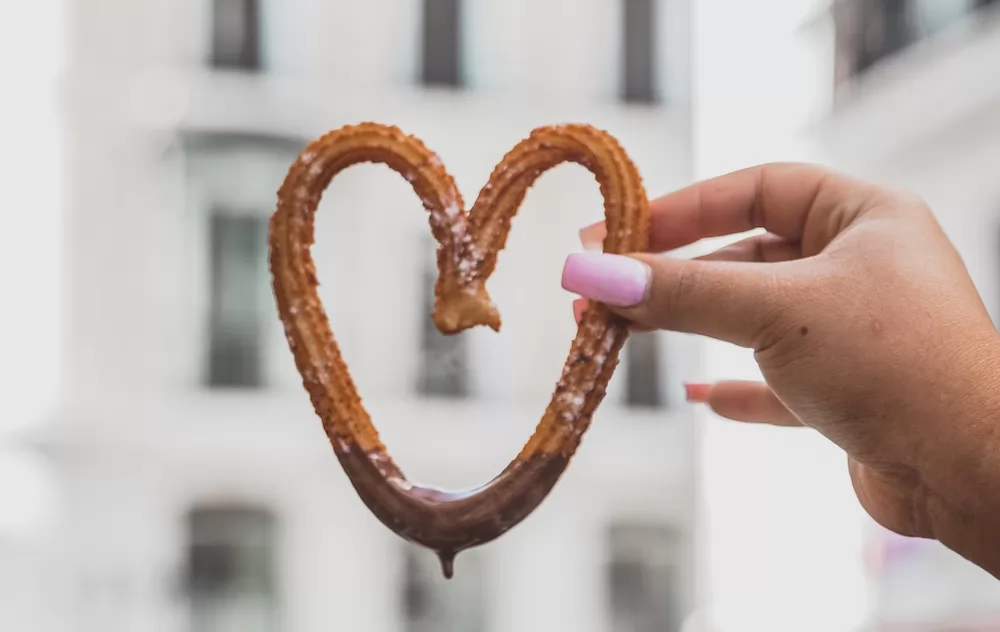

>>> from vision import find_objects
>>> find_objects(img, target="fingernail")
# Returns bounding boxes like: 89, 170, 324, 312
561, 252, 651, 307
572, 297, 588, 323
579, 222, 606, 251
685, 383, 711, 403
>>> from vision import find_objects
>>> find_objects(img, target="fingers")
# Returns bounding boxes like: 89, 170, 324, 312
571, 213, 802, 344
568, 164, 863, 343
694, 232, 801, 263
579, 223, 606, 251
561, 251, 788, 347
571, 224, 796, 340
582, 162, 872, 255
584, 222, 803, 263
686, 381, 802, 427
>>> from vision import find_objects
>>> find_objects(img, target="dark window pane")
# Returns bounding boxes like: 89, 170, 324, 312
833, 0, 933, 84
400, 546, 486, 632
607, 523, 683, 632
188, 542, 239, 594
873, 0, 914, 62
403, 550, 432, 620
622, 0, 659, 104
625, 332, 665, 408
422, 0, 463, 87
186, 507, 278, 632
416, 238, 468, 397
211, 0, 261, 71
207, 212, 267, 389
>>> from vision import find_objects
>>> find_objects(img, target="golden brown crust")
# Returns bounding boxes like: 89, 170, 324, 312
269, 122, 649, 577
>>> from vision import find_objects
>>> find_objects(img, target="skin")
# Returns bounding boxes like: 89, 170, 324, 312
565, 163, 1000, 579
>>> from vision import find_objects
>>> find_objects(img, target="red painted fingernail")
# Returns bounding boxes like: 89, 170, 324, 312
685, 383, 711, 403
573, 297, 588, 323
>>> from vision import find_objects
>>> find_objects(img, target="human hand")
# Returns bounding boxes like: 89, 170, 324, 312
561, 163, 1000, 577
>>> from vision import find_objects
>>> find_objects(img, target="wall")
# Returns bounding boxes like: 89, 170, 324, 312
30, 1, 703, 631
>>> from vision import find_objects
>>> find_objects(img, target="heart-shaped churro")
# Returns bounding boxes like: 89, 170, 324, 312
269, 122, 649, 577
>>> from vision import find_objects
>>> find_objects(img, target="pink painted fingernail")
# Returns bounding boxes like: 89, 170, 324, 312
572, 297, 588, 323
561, 252, 651, 307
685, 383, 711, 403
579, 222, 607, 251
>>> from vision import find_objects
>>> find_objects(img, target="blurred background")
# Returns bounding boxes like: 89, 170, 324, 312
1, 0, 1000, 630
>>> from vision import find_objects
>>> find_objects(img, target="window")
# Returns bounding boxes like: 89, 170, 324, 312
625, 332, 665, 409
206, 212, 268, 389
416, 237, 468, 397
880, 0, 917, 57
832, 0, 913, 83
830, 0, 991, 87
421, 0, 463, 87
401, 545, 487, 632
606, 523, 683, 632
185, 507, 278, 632
621, 0, 659, 104
852, 0, 912, 75
211, 0, 261, 71
831, 0, 863, 87
911, 0, 973, 36
834, 0, 998, 87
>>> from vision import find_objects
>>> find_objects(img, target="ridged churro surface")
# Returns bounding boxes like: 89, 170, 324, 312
269, 122, 649, 578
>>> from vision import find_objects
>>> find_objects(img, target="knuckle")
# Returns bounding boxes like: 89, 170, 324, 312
637, 259, 705, 331
665, 260, 705, 319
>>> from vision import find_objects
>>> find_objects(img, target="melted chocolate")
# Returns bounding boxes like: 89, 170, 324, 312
333, 438, 572, 578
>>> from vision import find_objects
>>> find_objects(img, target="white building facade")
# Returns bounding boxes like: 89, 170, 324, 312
809, 0, 1000, 629
25, 1, 703, 631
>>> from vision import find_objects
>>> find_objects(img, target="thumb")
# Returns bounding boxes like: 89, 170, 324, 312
561, 252, 786, 348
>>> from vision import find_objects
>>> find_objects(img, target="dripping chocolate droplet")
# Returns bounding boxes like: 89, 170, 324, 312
437, 550, 456, 579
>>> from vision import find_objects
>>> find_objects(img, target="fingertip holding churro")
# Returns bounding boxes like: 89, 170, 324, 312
269, 122, 649, 578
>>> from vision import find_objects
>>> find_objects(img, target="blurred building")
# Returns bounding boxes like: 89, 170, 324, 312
808, 0, 1000, 629
34, 1, 701, 631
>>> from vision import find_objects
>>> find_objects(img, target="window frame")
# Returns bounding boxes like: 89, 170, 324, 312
184, 505, 281, 632
623, 330, 667, 410
205, 210, 269, 390
209, 0, 262, 72
420, 0, 465, 87
400, 544, 488, 632
621, 0, 660, 104
605, 521, 685, 632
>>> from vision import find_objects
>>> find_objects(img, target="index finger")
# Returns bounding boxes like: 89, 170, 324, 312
582, 163, 873, 254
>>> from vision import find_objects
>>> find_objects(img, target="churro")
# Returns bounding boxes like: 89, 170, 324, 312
269, 122, 649, 577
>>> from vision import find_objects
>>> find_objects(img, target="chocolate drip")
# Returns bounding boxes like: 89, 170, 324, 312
437, 550, 456, 579
335, 440, 577, 578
